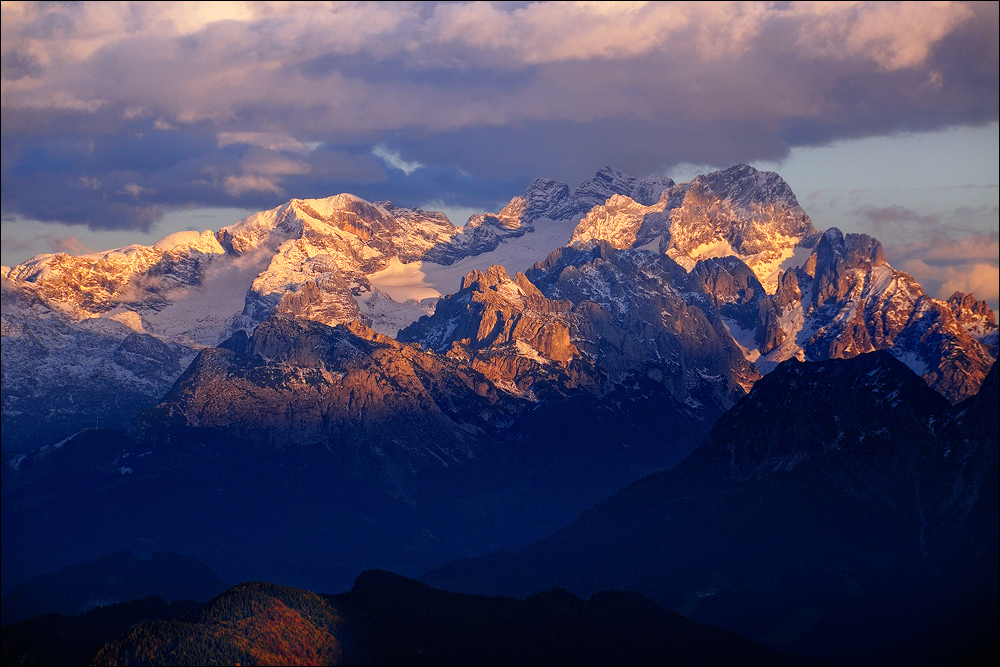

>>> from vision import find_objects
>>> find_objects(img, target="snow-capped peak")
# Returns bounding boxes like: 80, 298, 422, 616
152, 230, 226, 255
566, 164, 818, 292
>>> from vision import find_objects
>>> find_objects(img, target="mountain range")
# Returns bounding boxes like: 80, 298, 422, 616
2, 163, 996, 664
3, 165, 994, 452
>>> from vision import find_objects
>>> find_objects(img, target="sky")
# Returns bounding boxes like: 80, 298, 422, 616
2, 1, 998, 307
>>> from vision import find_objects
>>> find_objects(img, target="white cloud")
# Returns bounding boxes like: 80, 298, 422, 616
3, 1, 975, 123
122, 183, 156, 198
222, 174, 283, 197
901, 257, 999, 306
218, 131, 314, 153
939, 263, 999, 303
239, 149, 310, 177
421, 1, 771, 65
372, 145, 424, 175
790, 1, 972, 69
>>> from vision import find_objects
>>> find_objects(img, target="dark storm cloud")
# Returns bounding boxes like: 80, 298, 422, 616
1, 1, 996, 231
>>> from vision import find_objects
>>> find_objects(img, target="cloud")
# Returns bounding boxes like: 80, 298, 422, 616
122, 182, 155, 198
1, 49, 43, 81
218, 131, 316, 153
35, 233, 92, 255
1, 237, 34, 254
901, 257, 999, 308
920, 234, 1000, 266
938, 263, 999, 304
1, 1, 996, 231
372, 145, 424, 175
790, 1, 972, 70
850, 202, 1000, 247
852, 204, 944, 241
222, 174, 282, 197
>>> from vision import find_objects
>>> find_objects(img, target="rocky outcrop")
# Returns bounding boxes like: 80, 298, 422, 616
570, 193, 665, 250
562, 166, 967, 397
402, 243, 761, 418
753, 270, 802, 355
794, 230, 994, 402
426, 169, 676, 265
690, 256, 765, 332
697, 228, 998, 403
399, 266, 586, 394
530, 244, 760, 403
5, 230, 228, 317
520, 178, 573, 223
223, 196, 460, 337
410, 266, 575, 360
948, 291, 999, 355
405, 243, 757, 408
659, 165, 818, 288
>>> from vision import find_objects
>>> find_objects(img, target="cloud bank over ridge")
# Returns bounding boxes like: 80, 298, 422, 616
2, 1, 995, 230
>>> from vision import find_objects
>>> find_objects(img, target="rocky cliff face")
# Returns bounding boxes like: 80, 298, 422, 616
398, 266, 588, 397
527, 243, 759, 404
548, 167, 675, 221
402, 243, 758, 417
570, 193, 666, 250
747, 229, 994, 402
558, 165, 994, 404
221, 195, 465, 338
5, 230, 229, 320
947, 291, 999, 354
424, 168, 677, 265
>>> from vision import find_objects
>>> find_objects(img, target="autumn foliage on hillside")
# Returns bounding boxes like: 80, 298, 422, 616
92, 582, 342, 666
